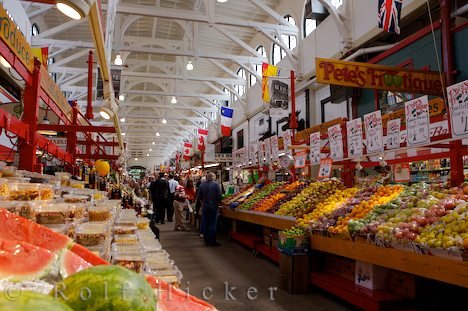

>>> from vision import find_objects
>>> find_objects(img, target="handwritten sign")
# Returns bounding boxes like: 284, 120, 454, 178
258, 141, 265, 165
386, 118, 401, 149
327, 124, 343, 160
394, 163, 410, 182
271, 135, 279, 161
364, 110, 384, 153
405, 96, 430, 146
346, 118, 363, 157
264, 138, 272, 164
447, 80, 468, 138
294, 152, 307, 168
309, 132, 321, 165
318, 158, 333, 179
282, 130, 293, 156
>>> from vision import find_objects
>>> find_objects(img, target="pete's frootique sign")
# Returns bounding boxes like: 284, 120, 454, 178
316, 58, 444, 96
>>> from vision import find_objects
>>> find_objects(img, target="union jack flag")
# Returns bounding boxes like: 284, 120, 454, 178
378, 0, 403, 34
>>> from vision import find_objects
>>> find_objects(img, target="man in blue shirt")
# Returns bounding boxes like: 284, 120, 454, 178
197, 172, 222, 247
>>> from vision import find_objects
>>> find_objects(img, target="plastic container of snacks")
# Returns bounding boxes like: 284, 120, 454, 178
0, 200, 18, 213
0, 178, 10, 197
75, 223, 108, 246
113, 234, 138, 244
2, 166, 17, 178
137, 218, 150, 230
63, 195, 89, 204
112, 254, 144, 273
115, 217, 138, 227
43, 223, 69, 235
33, 203, 69, 224
112, 226, 138, 235
8, 183, 54, 201
88, 206, 112, 222
66, 203, 87, 220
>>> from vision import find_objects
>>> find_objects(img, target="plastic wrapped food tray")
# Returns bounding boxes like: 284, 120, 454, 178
8, 183, 54, 201
63, 194, 89, 203
137, 218, 150, 229
0, 200, 18, 213
113, 234, 138, 243
113, 225, 138, 235
112, 254, 144, 273
88, 206, 112, 222
75, 223, 108, 246
33, 203, 69, 224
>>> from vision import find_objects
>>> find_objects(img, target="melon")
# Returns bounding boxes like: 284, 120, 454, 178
95, 159, 110, 177
52, 265, 156, 311
0, 209, 71, 252
0, 238, 57, 282
0, 290, 72, 311
69, 243, 109, 266
59, 249, 92, 279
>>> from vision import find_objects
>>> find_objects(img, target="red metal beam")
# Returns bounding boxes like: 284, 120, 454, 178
36, 124, 116, 133
36, 134, 73, 164
77, 154, 119, 160
0, 36, 32, 85
77, 140, 119, 147
38, 89, 71, 125
22, 0, 55, 4
0, 109, 29, 140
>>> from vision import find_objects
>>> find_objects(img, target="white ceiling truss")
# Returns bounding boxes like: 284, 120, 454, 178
23, 0, 308, 159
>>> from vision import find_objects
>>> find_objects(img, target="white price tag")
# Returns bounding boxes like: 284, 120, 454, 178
327, 124, 344, 160
309, 132, 321, 165
271, 135, 279, 161
447, 80, 468, 138
405, 96, 430, 146
364, 110, 384, 153
386, 118, 401, 149
346, 118, 363, 157
318, 158, 333, 179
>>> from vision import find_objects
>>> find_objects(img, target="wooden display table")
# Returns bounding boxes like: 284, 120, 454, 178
220, 208, 295, 231
310, 236, 468, 288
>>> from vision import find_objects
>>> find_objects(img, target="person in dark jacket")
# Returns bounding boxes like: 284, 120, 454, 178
197, 172, 222, 247
150, 172, 170, 224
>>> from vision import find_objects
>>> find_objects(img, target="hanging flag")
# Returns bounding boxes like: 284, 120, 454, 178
197, 128, 208, 150
378, 0, 402, 34
32, 47, 49, 69
220, 107, 234, 136
262, 62, 280, 104
183, 142, 192, 160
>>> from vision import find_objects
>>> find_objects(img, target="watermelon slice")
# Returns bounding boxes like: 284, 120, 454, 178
0, 238, 57, 282
0, 209, 108, 266
59, 249, 92, 279
0, 208, 71, 252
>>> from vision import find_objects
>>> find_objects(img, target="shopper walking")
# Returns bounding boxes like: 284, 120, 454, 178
167, 174, 178, 222
185, 179, 196, 221
150, 172, 170, 224
197, 172, 222, 247
195, 176, 206, 236
173, 177, 190, 231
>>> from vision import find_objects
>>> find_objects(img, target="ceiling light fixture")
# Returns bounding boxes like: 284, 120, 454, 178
156, 132, 160, 137
152, 142, 155, 145
37, 108, 57, 136
186, 60, 193, 71
134, 157, 138, 161
217, 0, 228, 2
147, 154, 150, 157
56, 0, 89, 20
120, 117, 125, 123
162, 118, 167, 124
121, 132, 125, 136
0, 56, 11, 68
149, 148, 152, 151
171, 96, 177, 104
99, 99, 115, 120
118, 94, 125, 101
114, 54, 123, 65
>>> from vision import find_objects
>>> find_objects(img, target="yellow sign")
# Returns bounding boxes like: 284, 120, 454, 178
0, 5, 34, 72
316, 58, 444, 96
40, 67, 72, 119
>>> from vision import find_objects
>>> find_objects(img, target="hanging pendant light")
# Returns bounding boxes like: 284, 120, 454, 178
186, 60, 194, 71
56, 0, 91, 20
114, 54, 123, 65
171, 96, 177, 104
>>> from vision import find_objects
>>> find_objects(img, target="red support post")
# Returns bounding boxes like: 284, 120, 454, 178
19, 59, 41, 172
289, 70, 298, 136
67, 101, 78, 164
86, 50, 94, 119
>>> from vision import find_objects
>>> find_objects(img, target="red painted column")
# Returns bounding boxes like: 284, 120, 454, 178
86, 50, 94, 120
19, 59, 41, 172
441, 0, 463, 186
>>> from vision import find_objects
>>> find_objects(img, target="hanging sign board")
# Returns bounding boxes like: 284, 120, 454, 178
0, 5, 34, 72
279, 154, 294, 169
282, 130, 293, 156
249, 142, 256, 165
346, 118, 363, 157
264, 138, 272, 164
294, 152, 307, 169
315, 58, 444, 96
309, 132, 321, 165
364, 110, 384, 153
257, 141, 265, 165
447, 80, 468, 138
394, 163, 410, 183
317, 158, 333, 179
386, 118, 401, 149
271, 135, 279, 161
327, 124, 343, 160
405, 95, 430, 146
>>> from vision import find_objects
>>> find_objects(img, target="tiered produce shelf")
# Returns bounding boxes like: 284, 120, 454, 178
220, 208, 295, 230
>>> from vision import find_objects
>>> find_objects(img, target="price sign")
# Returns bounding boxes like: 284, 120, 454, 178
317, 158, 333, 179
271, 135, 279, 161
327, 124, 344, 160
249, 142, 255, 164
405, 96, 430, 146
294, 152, 307, 168
394, 163, 410, 182
346, 118, 363, 157
251, 142, 258, 165
257, 141, 265, 165
264, 138, 272, 164
447, 80, 468, 138
279, 155, 294, 169
309, 132, 321, 165
282, 130, 293, 156
364, 110, 384, 153
386, 118, 401, 149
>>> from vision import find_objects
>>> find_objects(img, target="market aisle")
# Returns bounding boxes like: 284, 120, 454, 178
157, 223, 351, 311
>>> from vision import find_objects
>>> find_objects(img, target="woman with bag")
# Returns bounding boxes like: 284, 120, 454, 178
173, 177, 191, 231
